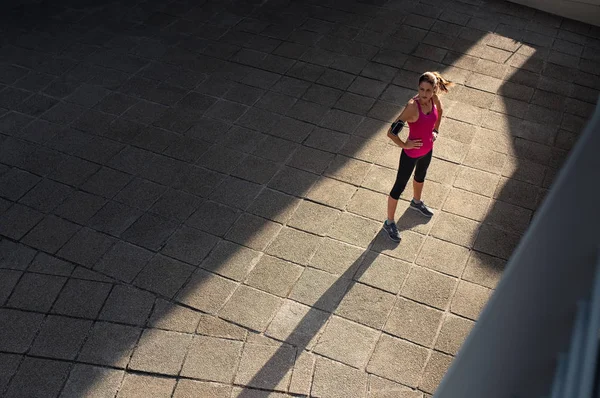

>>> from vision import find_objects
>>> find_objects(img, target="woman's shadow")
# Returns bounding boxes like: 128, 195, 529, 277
236, 207, 430, 396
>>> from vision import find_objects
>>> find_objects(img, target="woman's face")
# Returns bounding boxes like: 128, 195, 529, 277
418, 81, 435, 102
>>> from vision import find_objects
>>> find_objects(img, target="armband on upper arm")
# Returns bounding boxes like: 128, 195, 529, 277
390, 120, 405, 136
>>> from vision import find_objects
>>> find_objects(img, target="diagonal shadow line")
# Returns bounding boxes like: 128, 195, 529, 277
237, 208, 432, 395
236, 234, 382, 396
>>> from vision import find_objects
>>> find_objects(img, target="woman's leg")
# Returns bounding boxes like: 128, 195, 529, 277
410, 150, 434, 217
412, 150, 433, 202
388, 151, 417, 222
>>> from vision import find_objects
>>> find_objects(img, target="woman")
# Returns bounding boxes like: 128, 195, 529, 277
383, 71, 452, 242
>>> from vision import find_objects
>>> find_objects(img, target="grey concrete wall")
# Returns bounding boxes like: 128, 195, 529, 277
508, 0, 600, 26
434, 100, 600, 397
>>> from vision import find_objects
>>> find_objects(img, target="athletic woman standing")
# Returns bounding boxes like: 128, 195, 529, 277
383, 71, 452, 242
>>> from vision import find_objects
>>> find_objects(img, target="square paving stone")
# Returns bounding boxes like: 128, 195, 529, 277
210, 176, 262, 210
463, 145, 507, 174
148, 299, 202, 334
252, 135, 298, 163
287, 145, 335, 175
114, 177, 167, 210
161, 225, 219, 265
4, 357, 70, 398
303, 84, 343, 107
430, 211, 481, 248
306, 177, 357, 209
232, 155, 280, 185
462, 251, 506, 289
286, 99, 328, 124
369, 375, 424, 398
344, 188, 387, 220
54, 191, 107, 224
288, 201, 341, 236
235, 342, 296, 391
266, 227, 321, 265
0, 353, 22, 395
173, 380, 232, 398
355, 251, 411, 294
201, 240, 262, 281
371, 228, 423, 262
313, 357, 368, 398
324, 155, 371, 186
221, 125, 266, 154
181, 335, 243, 383
329, 212, 382, 248
453, 166, 500, 197
99, 285, 155, 326
270, 116, 314, 143
30, 315, 92, 360
134, 254, 194, 298
0, 269, 21, 304
435, 314, 474, 355
129, 328, 192, 376
419, 351, 454, 394
384, 297, 443, 347
494, 176, 540, 210
196, 314, 248, 341
0, 168, 40, 201
401, 266, 457, 310
0, 203, 44, 240
177, 269, 238, 314
88, 201, 143, 237
310, 238, 365, 276
0, 240, 36, 270
335, 282, 396, 329
289, 268, 352, 312
18, 178, 73, 213
451, 280, 493, 320
247, 188, 301, 224
197, 145, 246, 174
219, 285, 282, 332
361, 165, 396, 194
268, 166, 319, 198
416, 237, 470, 277
7, 273, 66, 312
246, 255, 304, 297
225, 213, 283, 251
367, 334, 429, 388
93, 241, 154, 283
61, 364, 124, 398
81, 167, 132, 199
0, 309, 45, 353
21, 214, 80, 253
265, 300, 329, 349
78, 322, 142, 368
117, 374, 176, 398
51, 278, 112, 318
50, 155, 101, 187
319, 109, 364, 135
186, 200, 240, 237
443, 188, 491, 222
57, 227, 116, 268
473, 224, 521, 260
121, 213, 179, 251
94, 92, 138, 115
486, 199, 532, 235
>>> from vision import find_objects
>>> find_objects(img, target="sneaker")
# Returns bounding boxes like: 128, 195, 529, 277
410, 199, 434, 217
383, 220, 401, 242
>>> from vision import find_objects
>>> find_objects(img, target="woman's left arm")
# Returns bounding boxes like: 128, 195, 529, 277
432, 94, 443, 140
433, 94, 443, 131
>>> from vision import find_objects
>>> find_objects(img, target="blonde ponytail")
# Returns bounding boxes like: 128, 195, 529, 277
431, 71, 453, 94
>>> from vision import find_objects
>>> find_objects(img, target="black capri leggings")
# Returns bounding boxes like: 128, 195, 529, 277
389, 149, 433, 200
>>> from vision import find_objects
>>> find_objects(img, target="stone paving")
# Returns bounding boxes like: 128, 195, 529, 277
0, 0, 598, 397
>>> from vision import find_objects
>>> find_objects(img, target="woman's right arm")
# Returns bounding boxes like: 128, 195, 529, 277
387, 101, 420, 149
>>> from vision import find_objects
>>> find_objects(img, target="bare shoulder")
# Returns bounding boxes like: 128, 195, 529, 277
405, 99, 418, 114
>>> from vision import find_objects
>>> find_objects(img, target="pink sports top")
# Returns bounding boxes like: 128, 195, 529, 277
404, 96, 438, 158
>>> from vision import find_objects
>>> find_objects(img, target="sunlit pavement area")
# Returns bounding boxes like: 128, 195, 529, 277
0, 0, 598, 396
